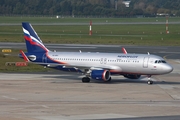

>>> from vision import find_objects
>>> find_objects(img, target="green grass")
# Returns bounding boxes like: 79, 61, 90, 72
0, 24, 180, 46
0, 49, 52, 72
0, 16, 180, 23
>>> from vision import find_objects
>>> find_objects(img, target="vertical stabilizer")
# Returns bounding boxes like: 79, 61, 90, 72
22, 22, 49, 53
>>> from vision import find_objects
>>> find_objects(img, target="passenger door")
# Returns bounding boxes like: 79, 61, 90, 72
143, 57, 149, 68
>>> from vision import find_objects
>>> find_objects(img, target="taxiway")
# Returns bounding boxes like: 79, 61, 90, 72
0, 44, 180, 120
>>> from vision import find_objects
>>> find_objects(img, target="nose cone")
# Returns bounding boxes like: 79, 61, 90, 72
163, 64, 173, 74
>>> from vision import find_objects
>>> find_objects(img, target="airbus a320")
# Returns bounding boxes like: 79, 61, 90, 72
19, 22, 173, 85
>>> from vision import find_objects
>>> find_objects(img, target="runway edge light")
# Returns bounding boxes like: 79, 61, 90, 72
166, 16, 169, 34
89, 20, 92, 36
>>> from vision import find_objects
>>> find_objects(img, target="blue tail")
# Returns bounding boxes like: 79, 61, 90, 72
22, 22, 49, 53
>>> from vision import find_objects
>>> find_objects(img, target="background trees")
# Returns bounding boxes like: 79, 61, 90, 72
0, 0, 179, 17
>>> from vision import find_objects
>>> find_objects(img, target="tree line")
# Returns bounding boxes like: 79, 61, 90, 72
0, 0, 180, 17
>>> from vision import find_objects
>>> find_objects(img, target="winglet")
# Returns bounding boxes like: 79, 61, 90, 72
122, 47, 127, 54
20, 50, 29, 62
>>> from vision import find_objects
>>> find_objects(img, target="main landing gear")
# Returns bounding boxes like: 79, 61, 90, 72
82, 77, 90, 83
82, 69, 91, 83
82, 77, 112, 83
147, 75, 153, 85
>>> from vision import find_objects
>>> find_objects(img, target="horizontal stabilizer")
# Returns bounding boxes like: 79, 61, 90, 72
20, 50, 29, 62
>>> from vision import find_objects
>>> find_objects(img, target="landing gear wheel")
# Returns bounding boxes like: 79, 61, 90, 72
82, 77, 90, 83
147, 80, 153, 85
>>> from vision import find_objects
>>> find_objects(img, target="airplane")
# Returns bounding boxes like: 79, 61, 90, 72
19, 22, 173, 85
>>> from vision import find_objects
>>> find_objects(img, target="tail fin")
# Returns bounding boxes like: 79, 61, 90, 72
22, 22, 49, 53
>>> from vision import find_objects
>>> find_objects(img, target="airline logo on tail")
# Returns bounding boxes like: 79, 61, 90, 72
22, 22, 49, 53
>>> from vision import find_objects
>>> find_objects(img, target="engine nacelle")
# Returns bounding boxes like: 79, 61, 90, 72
123, 74, 141, 79
91, 70, 111, 81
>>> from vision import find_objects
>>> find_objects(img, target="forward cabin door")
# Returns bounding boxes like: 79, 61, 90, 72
143, 57, 149, 68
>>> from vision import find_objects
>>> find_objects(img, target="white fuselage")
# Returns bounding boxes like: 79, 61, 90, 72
45, 52, 173, 75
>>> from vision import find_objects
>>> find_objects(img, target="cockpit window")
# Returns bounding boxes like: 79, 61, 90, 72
161, 60, 166, 63
155, 60, 166, 63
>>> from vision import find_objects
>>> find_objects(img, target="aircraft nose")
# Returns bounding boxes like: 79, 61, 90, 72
163, 64, 173, 73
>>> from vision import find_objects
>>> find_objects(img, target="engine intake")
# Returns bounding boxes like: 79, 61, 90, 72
91, 70, 111, 81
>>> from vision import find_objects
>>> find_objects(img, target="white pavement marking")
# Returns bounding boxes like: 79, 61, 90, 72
36, 114, 136, 120
2, 95, 49, 109
0, 73, 70, 80
171, 95, 180, 100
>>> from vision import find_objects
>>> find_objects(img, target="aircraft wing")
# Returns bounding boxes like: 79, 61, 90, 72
32, 62, 121, 72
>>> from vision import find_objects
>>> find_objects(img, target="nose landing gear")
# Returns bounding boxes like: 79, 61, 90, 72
147, 75, 153, 85
147, 80, 153, 85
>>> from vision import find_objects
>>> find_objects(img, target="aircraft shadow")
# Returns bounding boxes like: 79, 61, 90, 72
42, 75, 180, 85
99, 115, 180, 120
108, 79, 180, 85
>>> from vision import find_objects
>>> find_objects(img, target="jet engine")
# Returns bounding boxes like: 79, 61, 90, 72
91, 70, 111, 81
123, 74, 141, 79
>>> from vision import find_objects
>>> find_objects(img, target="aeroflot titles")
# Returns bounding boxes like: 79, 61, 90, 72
117, 55, 138, 58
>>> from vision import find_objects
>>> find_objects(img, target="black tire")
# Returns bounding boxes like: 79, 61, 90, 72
147, 80, 153, 85
82, 77, 90, 83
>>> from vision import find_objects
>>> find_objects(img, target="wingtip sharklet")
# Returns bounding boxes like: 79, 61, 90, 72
122, 47, 127, 54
